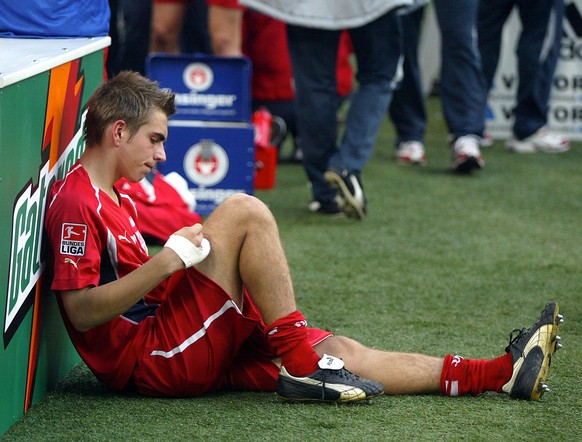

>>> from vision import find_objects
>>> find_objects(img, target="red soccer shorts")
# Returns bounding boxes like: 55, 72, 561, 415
132, 268, 332, 397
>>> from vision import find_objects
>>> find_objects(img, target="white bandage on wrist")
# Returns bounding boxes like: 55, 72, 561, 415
164, 235, 211, 268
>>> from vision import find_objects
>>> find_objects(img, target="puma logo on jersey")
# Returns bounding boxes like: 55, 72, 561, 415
118, 231, 131, 243
64, 257, 80, 269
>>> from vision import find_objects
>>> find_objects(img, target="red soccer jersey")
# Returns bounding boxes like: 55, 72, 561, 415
45, 162, 163, 390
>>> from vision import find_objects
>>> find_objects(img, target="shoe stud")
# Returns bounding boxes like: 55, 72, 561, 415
557, 314, 564, 324
541, 384, 551, 393
552, 335, 562, 350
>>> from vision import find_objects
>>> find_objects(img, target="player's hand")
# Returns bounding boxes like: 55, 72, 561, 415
164, 224, 211, 268
173, 224, 205, 247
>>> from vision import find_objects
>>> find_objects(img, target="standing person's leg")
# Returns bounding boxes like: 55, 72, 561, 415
287, 25, 342, 213
331, 10, 402, 173
389, 6, 427, 165
434, 0, 487, 172
325, 9, 402, 219
496, 0, 569, 152
433, 0, 487, 139
181, 0, 212, 54
118, 0, 152, 75
107, 0, 121, 77
477, 0, 515, 91
513, 0, 564, 139
477, 0, 514, 147
150, 0, 187, 53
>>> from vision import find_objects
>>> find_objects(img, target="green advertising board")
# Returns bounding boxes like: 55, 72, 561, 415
0, 36, 110, 435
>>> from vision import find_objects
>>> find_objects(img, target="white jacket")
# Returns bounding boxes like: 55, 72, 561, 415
239, 0, 415, 30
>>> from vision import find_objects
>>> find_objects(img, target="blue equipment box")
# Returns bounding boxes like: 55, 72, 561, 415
158, 122, 255, 215
147, 53, 252, 123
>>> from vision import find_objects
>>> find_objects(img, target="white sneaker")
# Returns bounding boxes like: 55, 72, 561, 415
451, 135, 485, 173
506, 127, 570, 153
397, 141, 426, 165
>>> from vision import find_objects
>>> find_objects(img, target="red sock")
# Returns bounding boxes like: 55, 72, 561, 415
264, 311, 320, 376
481, 353, 513, 393
440, 353, 513, 396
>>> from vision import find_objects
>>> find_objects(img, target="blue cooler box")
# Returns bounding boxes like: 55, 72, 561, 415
159, 122, 255, 215
147, 53, 252, 123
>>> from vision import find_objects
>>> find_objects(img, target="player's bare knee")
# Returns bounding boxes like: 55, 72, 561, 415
222, 193, 274, 225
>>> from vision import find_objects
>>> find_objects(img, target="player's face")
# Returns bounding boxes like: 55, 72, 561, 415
121, 109, 168, 182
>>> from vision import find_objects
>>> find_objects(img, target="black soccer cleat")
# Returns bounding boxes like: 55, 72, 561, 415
502, 301, 563, 400
324, 168, 367, 220
277, 354, 384, 403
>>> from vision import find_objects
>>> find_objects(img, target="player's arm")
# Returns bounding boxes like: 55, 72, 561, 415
208, 5, 243, 56
61, 225, 208, 332
60, 246, 181, 332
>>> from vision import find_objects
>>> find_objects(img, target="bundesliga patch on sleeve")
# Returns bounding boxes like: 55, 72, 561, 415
60, 223, 88, 256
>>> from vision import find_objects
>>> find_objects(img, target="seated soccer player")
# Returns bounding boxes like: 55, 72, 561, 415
45, 71, 562, 402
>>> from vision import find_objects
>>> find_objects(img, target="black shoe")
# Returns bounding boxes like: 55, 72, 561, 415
277, 354, 384, 403
502, 302, 563, 400
323, 168, 367, 219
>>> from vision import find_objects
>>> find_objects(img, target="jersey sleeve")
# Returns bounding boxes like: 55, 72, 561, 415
46, 183, 107, 292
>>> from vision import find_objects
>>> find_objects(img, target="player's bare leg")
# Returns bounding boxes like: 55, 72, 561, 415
314, 336, 442, 394
195, 193, 296, 324
315, 301, 562, 400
